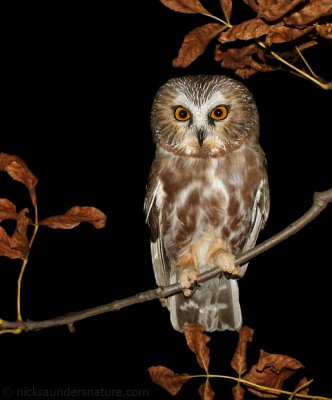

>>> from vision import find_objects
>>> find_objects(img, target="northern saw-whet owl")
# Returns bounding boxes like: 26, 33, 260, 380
144, 75, 269, 332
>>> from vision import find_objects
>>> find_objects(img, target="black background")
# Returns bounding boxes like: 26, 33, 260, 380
1, 2, 331, 399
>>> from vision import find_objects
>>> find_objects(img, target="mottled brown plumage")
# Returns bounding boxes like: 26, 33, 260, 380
145, 75, 269, 332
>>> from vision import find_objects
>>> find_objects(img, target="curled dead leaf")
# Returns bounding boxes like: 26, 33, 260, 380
219, 18, 269, 42
0, 208, 30, 259
220, 0, 232, 22
159, 0, 211, 15
232, 384, 245, 400
265, 24, 313, 45
294, 377, 310, 395
184, 323, 210, 372
231, 326, 254, 376
215, 44, 274, 78
173, 23, 224, 68
0, 198, 18, 221
243, 350, 304, 398
148, 366, 191, 396
39, 206, 106, 229
284, 0, 332, 27
258, 0, 305, 22
0, 153, 38, 207
198, 379, 215, 400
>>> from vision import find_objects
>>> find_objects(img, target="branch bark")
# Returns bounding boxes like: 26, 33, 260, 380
1, 189, 331, 333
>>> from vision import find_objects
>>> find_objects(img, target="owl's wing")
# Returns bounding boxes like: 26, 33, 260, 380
240, 177, 270, 276
144, 176, 169, 288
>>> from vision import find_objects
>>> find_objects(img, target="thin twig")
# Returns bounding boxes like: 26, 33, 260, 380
0, 189, 331, 333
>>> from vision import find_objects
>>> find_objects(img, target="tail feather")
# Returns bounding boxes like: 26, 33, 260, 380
168, 275, 242, 332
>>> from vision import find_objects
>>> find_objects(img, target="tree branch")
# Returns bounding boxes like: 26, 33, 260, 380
1, 189, 331, 333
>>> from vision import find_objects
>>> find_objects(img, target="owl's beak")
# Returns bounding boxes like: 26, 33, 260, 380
197, 129, 207, 147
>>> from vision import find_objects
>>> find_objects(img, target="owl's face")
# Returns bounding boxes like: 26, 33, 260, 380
151, 75, 259, 157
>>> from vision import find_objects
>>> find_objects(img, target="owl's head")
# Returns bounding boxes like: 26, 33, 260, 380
151, 75, 259, 157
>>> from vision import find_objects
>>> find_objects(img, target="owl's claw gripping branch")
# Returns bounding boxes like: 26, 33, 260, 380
179, 268, 199, 297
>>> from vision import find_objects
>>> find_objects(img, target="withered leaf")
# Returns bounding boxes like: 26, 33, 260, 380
215, 44, 274, 78
0, 198, 18, 221
10, 208, 30, 257
243, 350, 304, 398
0, 227, 22, 259
173, 23, 224, 68
258, 0, 305, 21
220, 0, 232, 21
278, 40, 318, 62
39, 206, 107, 229
160, 0, 211, 15
232, 384, 245, 400
184, 323, 210, 372
294, 377, 310, 395
219, 18, 269, 42
231, 326, 254, 376
148, 366, 191, 396
316, 23, 332, 39
198, 380, 215, 400
0, 153, 38, 207
0, 208, 30, 259
265, 23, 313, 45
284, 0, 332, 27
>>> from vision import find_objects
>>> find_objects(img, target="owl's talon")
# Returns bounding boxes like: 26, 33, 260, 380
179, 268, 198, 297
224, 271, 240, 280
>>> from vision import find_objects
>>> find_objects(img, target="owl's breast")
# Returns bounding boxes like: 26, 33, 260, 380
155, 145, 266, 259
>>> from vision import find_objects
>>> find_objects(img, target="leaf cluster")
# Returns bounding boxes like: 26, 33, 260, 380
0, 153, 106, 331
160, 0, 331, 87
149, 324, 330, 399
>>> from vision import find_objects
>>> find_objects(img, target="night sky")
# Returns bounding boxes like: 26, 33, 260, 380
1, 2, 332, 399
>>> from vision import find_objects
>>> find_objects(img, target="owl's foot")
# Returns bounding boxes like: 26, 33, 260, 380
215, 252, 241, 280
179, 268, 198, 297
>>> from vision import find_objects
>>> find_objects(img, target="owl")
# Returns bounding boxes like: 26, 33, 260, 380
144, 75, 269, 332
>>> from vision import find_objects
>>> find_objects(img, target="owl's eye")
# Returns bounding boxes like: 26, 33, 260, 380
210, 105, 228, 121
174, 106, 191, 121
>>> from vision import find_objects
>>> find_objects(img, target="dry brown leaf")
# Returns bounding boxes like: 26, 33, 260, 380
148, 366, 191, 396
39, 206, 107, 229
265, 24, 313, 45
0, 227, 23, 259
215, 44, 273, 78
243, 350, 304, 398
316, 23, 332, 39
0, 198, 18, 221
258, 0, 305, 21
231, 326, 254, 376
184, 323, 211, 372
278, 40, 318, 61
294, 377, 310, 395
160, 0, 211, 15
284, 0, 332, 27
10, 208, 30, 257
0, 208, 30, 259
173, 23, 224, 68
220, 0, 232, 21
0, 153, 38, 207
198, 380, 215, 400
219, 18, 270, 42
232, 384, 245, 400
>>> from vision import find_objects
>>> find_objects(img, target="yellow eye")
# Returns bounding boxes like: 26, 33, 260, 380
174, 106, 191, 121
210, 105, 228, 121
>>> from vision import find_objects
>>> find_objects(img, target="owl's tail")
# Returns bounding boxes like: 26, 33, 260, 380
168, 275, 242, 332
